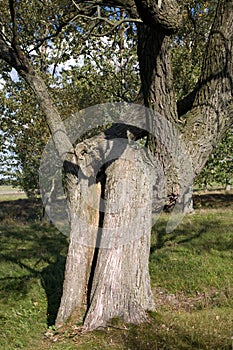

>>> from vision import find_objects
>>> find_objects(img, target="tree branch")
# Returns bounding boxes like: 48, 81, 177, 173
9, 0, 18, 47
182, 0, 233, 173
75, 13, 142, 37
74, 13, 142, 27
8, 0, 32, 73
28, 16, 77, 53
74, 0, 137, 14
29, 1, 139, 51
0, 33, 26, 73
134, 0, 182, 34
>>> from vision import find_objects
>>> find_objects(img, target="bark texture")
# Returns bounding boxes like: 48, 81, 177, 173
1, 0, 232, 333
55, 153, 101, 326
134, 0, 182, 33
137, 22, 180, 207
137, 0, 233, 208
182, 0, 233, 175
55, 136, 155, 328
83, 146, 155, 330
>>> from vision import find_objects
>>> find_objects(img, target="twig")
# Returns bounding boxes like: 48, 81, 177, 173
72, 13, 142, 37
28, 16, 77, 53
106, 323, 128, 330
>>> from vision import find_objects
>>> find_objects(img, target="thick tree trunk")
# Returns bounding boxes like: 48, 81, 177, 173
188, 0, 232, 202
55, 141, 155, 329
182, 0, 233, 175
137, 25, 178, 124
137, 0, 233, 209
137, 23, 181, 207
56, 0, 233, 329
83, 146, 155, 330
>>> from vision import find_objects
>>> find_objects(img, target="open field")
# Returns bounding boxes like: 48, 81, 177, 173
0, 185, 27, 201
0, 192, 232, 349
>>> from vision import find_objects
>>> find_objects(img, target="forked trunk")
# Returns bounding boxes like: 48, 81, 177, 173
56, 144, 155, 329
1, 0, 232, 335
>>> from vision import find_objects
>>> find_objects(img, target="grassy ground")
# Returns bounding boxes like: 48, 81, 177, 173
0, 192, 232, 349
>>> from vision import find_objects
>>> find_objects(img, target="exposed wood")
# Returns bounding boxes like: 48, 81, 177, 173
56, 153, 101, 326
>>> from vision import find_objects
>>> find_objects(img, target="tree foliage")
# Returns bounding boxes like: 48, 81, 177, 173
1, 0, 226, 195
0, 2, 139, 195
1, 0, 231, 196
195, 129, 233, 189
172, 0, 218, 101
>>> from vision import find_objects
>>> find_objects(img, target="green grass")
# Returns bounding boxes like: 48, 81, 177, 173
0, 195, 233, 350
0, 223, 68, 350
150, 211, 233, 294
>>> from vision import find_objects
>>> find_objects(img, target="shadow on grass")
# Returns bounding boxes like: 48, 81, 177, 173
41, 255, 66, 326
151, 215, 233, 254
0, 221, 68, 326
1, 194, 233, 331
122, 318, 231, 350
150, 191, 233, 254
0, 198, 42, 222
193, 192, 233, 209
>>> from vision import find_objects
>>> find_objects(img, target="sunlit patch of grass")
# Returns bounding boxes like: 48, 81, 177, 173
150, 210, 233, 296
0, 185, 27, 202
38, 308, 233, 350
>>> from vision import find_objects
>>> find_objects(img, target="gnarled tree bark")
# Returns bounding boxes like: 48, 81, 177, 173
0, 0, 232, 333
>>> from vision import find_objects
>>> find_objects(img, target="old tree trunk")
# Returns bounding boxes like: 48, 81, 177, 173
57, 0, 233, 330
55, 133, 156, 330
0, 0, 232, 332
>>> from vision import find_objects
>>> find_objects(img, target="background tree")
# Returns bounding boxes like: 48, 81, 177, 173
195, 128, 233, 190
172, 0, 218, 103
0, 7, 139, 196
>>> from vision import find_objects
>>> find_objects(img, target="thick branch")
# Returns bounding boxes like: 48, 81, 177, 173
0, 36, 72, 158
182, 0, 233, 173
8, 0, 32, 72
9, 0, 17, 46
0, 34, 29, 74
134, 0, 182, 33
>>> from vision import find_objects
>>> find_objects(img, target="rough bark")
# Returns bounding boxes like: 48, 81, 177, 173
137, 25, 178, 123
137, 22, 180, 207
56, 153, 101, 326
182, 0, 233, 175
55, 0, 233, 329
0, 35, 72, 159
134, 0, 182, 33
55, 133, 155, 327
83, 146, 155, 330
1, 0, 232, 333
137, 0, 233, 208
